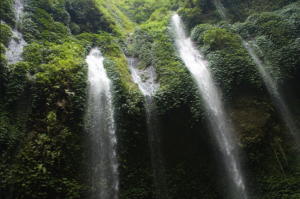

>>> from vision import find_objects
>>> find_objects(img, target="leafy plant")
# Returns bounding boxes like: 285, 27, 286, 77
0, 0, 16, 26
0, 24, 13, 47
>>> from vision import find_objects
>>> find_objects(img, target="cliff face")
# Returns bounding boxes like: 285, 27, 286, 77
1, 0, 300, 198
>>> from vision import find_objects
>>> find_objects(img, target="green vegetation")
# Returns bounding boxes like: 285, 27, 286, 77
1, 0, 106, 198
221, 0, 299, 23
1, 0, 300, 198
178, 0, 219, 29
0, 44, 8, 92
97, 0, 135, 35
120, 7, 223, 198
0, 23, 13, 47
190, 2, 300, 198
1, 41, 89, 198
125, 9, 202, 119
191, 2, 300, 93
236, 3, 300, 83
66, 0, 117, 34
0, 0, 16, 26
191, 23, 262, 94
231, 93, 300, 199
178, 0, 299, 26
119, 0, 182, 24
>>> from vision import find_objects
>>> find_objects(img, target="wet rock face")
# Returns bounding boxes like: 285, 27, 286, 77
127, 56, 159, 97
5, 0, 27, 64
172, 14, 248, 198
5, 29, 27, 64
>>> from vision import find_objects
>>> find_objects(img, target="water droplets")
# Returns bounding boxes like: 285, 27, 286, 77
243, 40, 300, 145
5, 0, 27, 64
172, 14, 247, 198
85, 47, 119, 199
127, 57, 159, 97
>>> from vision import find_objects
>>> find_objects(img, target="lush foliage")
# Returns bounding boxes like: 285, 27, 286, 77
177, 0, 299, 26
1, 0, 300, 198
190, 2, 300, 198
75, 27, 154, 198
20, 0, 70, 43
235, 2, 300, 83
178, 0, 219, 29
1, 0, 91, 198
0, 42, 9, 93
191, 23, 262, 95
151, 34, 202, 119
0, 43, 8, 87
97, 0, 136, 35
232, 93, 300, 198
120, 0, 182, 23
125, 10, 203, 120
190, 2, 300, 93
0, 23, 13, 47
1, 40, 89, 198
0, 0, 16, 26
221, 0, 299, 22
66, 0, 117, 34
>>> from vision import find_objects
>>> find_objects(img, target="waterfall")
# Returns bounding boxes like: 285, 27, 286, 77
213, 0, 228, 20
127, 57, 168, 198
127, 57, 159, 97
172, 14, 247, 198
14, 0, 25, 21
85, 47, 119, 199
5, 0, 27, 64
243, 40, 299, 144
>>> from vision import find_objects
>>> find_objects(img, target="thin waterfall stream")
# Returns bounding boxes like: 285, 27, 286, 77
243, 40, 299, 144
213, 0, 228, 20
127, 57, 168, 198
85, 47, 119, 199
5, 0, 27, 64
172, 14, 247, 198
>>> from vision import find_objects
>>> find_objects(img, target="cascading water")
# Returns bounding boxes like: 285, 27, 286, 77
127, 57, 159, 96
5, 0, 27, 64
213, 0, 228, 20
14, 0, 25, 21
172, 14, 247, 198
127, 57, 168, 198
85, 47, 119, 199
243, 40, 299, 143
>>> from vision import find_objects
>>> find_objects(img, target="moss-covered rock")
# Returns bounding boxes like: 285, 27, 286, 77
2, 0, 300, 198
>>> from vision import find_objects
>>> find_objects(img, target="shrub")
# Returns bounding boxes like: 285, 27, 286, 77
0, 24, 13, 47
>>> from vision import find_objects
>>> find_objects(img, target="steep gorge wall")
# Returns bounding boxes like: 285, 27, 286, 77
188, 1, 300, 198
1, 0, 300, 198
0, 0, 147, 198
